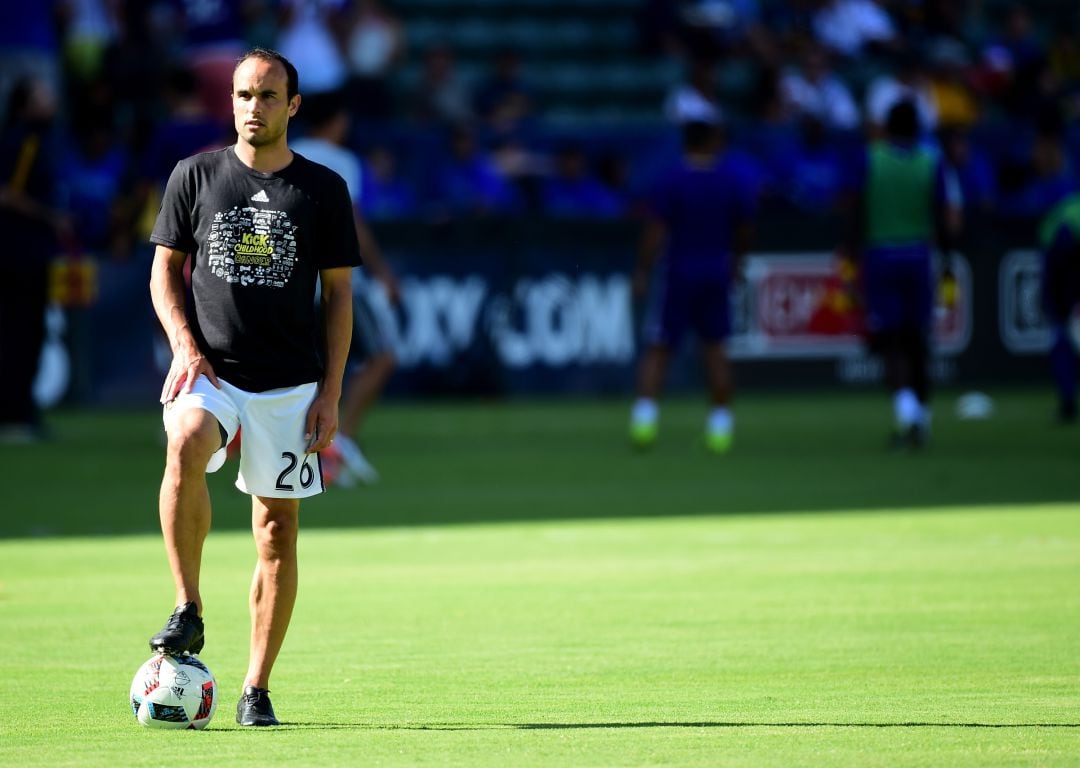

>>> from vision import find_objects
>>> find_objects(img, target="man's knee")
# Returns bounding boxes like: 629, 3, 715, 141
376, 350, 397, 376
254, 502, 299, 559
166, 410, 222, 473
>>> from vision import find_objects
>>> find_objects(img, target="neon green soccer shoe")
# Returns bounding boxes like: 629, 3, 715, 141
705, 430, 733, 454
629, 421, 658, 449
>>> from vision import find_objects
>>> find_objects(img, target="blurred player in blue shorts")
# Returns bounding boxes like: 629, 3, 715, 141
848, 100, 962, 448
629, 119, 756, 452
292, 93, 399, 484
1039, 191, 1080, 422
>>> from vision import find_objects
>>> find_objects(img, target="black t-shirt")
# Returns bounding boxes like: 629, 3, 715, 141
151, 146, 362, 392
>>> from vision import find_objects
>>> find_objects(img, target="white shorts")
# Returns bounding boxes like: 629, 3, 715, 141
163, 376, 325, 499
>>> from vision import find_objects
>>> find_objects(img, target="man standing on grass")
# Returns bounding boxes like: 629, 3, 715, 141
629, 118, 756, 453
1039, 190, 1080, 423
846, 99, 961, 449
147, 48, 361, 726
290, 92, 400, 486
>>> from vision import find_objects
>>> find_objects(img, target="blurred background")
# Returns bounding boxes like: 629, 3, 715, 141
1, 0, 1079, 414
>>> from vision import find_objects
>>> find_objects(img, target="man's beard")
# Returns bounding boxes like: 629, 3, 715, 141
241, 123, 285, 147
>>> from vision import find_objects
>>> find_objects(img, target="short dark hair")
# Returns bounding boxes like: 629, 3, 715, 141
235, 47, 300, 100
301, 90, 346, 129
885, 100, 919, 141
682, 120, 720, 152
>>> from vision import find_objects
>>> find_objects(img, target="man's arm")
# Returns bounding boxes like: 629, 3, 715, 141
353, 209, 400, 303
150, 244, 218, 403
633, 216, 666, 298
933, 162, 963, 255
304, 266, 353, 453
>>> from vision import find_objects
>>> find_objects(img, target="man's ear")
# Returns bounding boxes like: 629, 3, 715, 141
289, 94, 302, 118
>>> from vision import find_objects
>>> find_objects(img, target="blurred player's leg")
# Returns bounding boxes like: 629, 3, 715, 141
1048, 324, 1077, 422
908, 329, 932, 441
631, 344, 669, 448
338, 350, 395, 484
336, 294, 396, 485
701, 342, 733, 453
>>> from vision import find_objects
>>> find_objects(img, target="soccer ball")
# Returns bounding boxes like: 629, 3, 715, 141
130, 653, 217, 729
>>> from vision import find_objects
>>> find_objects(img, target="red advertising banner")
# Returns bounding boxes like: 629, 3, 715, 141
730, 253, 972, 359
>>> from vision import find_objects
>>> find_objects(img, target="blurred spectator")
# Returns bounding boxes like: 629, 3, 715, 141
277, 0, 349, 97
664, 55, 722, 124
636, 0, 684, 56
100, 1, 168, 151
780, 39, 860, 130
344, 0, 405, 119
1048, 26, 1080, 105
140, 67, 226, 188
766, 116, 848, 213
0, 3, 63, 126
432, 125, 521, 217
926, 37, 980, 129
596, 151, 634, 214
678, 0, 774, 63
413, 45, 473, 125
939, 127, 997, 214
811, 0, 896, 59
132, 66, 227, 242
474, 49, 535, 134
913, 0, 971, 39
57, 0, 120, 83
541, 144, 623, 218
361, 144, 419, 220
997, 109, 1077, 221
865, 49, 937, 136
1047, 26, 1080, 127
0, 78, 64, 441
58, 109, 133, 256
983, 4, 1049, 120
163, 0, 253, 123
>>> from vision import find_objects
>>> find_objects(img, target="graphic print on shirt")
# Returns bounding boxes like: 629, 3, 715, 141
206, 206, 298, 288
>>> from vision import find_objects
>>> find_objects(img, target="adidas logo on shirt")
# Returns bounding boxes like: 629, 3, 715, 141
251, 190, 270, 203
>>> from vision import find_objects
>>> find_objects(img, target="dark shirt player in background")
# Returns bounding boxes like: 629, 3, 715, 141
847, 99, 962, 449
629, 118, 757, 453
1039, 191, 1080, 423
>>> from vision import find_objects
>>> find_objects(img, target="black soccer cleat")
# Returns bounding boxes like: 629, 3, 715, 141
236, 686, 280, 726
149, 602, 205, 655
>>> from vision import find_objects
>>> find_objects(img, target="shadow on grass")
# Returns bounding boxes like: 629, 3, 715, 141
4, 396, 1080, 538
274, 721, 1080, 731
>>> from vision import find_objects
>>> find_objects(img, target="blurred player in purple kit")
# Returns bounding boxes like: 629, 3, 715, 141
629, 119, 757, 452
1039, 191, 1080, 422
291, 93, 400, 485
846, 100, 962, 447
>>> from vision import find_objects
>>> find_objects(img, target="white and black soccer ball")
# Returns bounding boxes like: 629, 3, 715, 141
130, 653, 218, 730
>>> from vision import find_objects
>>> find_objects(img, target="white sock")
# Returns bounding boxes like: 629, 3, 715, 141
707, 407, 733, 435
894, 388, 920, 428
632, 398, 658, 426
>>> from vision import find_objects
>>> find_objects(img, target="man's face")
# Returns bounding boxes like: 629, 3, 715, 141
232, 57, 300, 148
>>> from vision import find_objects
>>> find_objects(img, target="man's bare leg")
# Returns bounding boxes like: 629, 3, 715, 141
701, 342, 734, 453
160, 408, 221, 613
244, 495, 300, 690
630, 344, 670, 447
340, 351, 396, 437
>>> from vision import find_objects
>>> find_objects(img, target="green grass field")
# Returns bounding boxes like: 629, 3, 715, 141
2, 391, 1079, 766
